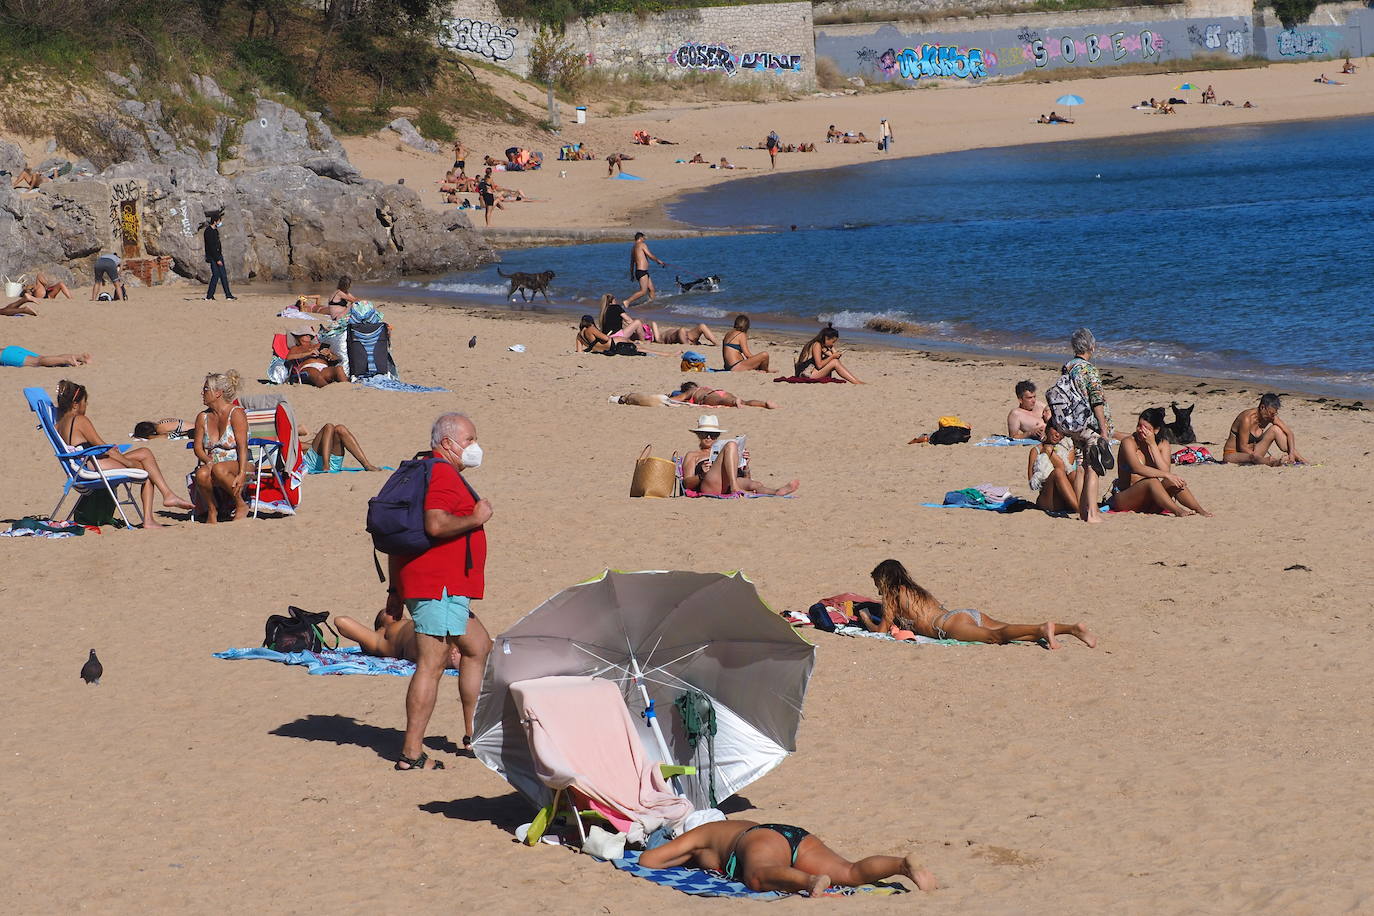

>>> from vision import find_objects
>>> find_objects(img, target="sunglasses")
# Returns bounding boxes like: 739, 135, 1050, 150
698, 432, 721, 439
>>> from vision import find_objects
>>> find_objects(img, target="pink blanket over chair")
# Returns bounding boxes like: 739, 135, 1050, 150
512, 676, 693, 839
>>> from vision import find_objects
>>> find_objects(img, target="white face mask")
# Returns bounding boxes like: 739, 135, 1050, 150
460, 442, 483, 469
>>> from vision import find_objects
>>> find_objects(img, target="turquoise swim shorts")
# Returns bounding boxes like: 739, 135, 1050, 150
1, 345, 38, 368
302, 450, 344, 474
406, 590, 470, 637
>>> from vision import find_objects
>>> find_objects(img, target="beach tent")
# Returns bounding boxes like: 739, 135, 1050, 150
472, 569, 816, 812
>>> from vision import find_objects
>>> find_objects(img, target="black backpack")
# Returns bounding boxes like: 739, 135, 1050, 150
366, 453, 481, 582
929, 425, 971, 445
346, 320, 395, 379
263, 606, 339, 654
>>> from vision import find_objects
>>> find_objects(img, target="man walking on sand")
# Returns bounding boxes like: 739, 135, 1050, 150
766, 130, 780, 168
879, 118, 894, 153
391, 412, 494, 771
624, 231, 666, 307
203, 211, 235, 301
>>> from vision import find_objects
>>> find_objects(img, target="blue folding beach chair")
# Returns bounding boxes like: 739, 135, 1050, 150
23, 387, 146, 528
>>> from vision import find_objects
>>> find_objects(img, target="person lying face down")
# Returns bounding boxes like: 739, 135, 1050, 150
638, 818, 937, 896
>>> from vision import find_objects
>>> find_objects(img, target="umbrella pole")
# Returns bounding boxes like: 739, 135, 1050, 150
629, 655, 685, 795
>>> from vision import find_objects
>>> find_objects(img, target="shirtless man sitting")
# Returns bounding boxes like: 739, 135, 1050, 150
335, 608, 459, 668
638, 819, 936, 895
1223, 393, 1305, 465
1007, 380, 1049, 439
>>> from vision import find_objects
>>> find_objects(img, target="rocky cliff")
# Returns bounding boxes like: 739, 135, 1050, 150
1, 74, 495, 286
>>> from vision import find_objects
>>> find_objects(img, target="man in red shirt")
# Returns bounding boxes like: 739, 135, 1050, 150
390, 412, 493, 771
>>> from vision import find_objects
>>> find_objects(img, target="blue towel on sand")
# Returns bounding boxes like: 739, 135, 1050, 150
214, 646, 458, 677
607, 851, 906, 898
613, 173, 644, 180
974, 436, 1039, 447
353, 377, 449, 393
924, 491, 1036, 512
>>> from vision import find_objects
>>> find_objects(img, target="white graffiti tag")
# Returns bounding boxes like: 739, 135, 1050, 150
1225, 30, 1246, 56
1277, 29, 1328, 56
440, 18, 517, 61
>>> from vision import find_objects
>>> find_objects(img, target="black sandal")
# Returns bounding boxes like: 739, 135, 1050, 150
395, 751, 444, 771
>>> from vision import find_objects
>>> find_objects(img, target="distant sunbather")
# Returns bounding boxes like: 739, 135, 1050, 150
1341, 58, 1357, 74
865, 558, 1097, 647
607, 152, 634, 177
671, 381, 777, 409
1047, 111, 1074, 124
1, 345, 89, 367
132, 418, 190, 439
688, 152, 707, 164
1222, 393, 1304, 465
285, 329, 347, 386
714, 157, 744, 169
26, 272, 72, 300
576, 314, 614, 353
12, 167, 57, 190
1109, 407, 1212, 516
638, 819, 937, 895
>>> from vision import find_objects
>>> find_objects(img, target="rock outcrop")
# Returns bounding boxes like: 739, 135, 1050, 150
387, 118, 441, 154
0, 88, 495, 284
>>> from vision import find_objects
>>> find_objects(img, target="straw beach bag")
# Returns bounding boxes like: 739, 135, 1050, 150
630, 445, 677, 498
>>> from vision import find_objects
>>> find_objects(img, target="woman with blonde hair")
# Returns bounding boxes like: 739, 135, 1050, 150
192, 369, 250, 522
866, 559, 1096, 649
54, 380, 194, 528
597, 293, 652, 342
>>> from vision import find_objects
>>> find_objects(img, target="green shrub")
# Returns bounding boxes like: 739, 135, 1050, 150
415, 108, 455, 143
234, 37, 305, 96
529, 27, 585, 94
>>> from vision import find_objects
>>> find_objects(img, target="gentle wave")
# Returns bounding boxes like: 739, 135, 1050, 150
407, 281, 508, 296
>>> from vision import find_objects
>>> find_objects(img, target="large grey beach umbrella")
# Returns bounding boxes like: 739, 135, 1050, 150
472, 569, 816, 811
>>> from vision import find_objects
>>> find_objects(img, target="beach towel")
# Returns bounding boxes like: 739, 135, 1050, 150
213, 645, 458, 677
923, 489, 1036, 512
352, 376, 448, 394
683, 488, 793, 499
772, 376, 846, 384
276, 307, 316, 321
974, 436, 1040, 447
1171, 446, 1220, 465
833, 624, 979, 645
614, 173, 644, 181
606, 850, 907, 899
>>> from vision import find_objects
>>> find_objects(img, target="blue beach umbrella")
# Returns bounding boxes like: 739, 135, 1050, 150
1177, 83, 1198, 91
1056, 94, 1085, 106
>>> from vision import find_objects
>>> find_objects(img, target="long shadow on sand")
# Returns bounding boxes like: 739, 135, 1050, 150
271, 714, 459, 760
420, 793, 530, 832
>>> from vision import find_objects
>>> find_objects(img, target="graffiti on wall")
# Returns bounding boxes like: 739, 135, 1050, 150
1276, 28, 1330, 56
1188, 22, 1250, 56
439, 18, 517, 61
741, 52, 803, 72
673, 43, 738, 75
109, 180, 142, 256
1028, 30, 1165, 67
895, 44, 989, 80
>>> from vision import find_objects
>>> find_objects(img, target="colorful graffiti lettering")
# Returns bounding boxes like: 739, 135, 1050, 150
674, 43, 737, 75
1277, 29, 1329, 56
896, 44, 989, 80
439, 18, 517, 62
741, 52, 803, 72
109, 179, 140, 252
1029, 30, 1162, 68
878, 48, 897, 75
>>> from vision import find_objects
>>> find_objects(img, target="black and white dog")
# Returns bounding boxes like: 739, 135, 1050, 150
676, 274, 722, 293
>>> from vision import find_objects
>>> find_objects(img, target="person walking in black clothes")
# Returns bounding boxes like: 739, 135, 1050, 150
204, 211, 235, 301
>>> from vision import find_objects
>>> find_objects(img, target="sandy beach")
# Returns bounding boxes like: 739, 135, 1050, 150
3, 277, 1373, 911
343, 57, 1374, 231
4, 52, 1374, 912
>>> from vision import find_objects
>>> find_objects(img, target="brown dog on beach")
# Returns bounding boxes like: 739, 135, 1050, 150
497, 268, 555, 302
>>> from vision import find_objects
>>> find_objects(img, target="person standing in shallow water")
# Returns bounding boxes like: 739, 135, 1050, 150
203, 211, 235, 301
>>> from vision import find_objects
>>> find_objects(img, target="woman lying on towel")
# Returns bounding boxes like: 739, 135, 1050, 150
1108, 408, 1212, 517
55, 380, 195, 527
795, 325, 863, 383
681, 416, 799, 496
671, 381, 777, 409
639, 818, 937, 895
866, 559, 1097, 648
336, 608, 458, 667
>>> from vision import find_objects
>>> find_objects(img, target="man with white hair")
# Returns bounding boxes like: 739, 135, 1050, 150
390, 412, 494, 771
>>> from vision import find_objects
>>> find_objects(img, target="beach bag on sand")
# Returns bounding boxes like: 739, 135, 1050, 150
930, 417, 971, 446
263, 605, 339, 654
4, 276, 23, 299
680, 351, 706, 372
630, 445, 677, 498
73, 490, 120, 526
1047, 361, 1093, 434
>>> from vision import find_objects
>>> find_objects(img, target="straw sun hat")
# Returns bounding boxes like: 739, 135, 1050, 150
690, 415, 726, 434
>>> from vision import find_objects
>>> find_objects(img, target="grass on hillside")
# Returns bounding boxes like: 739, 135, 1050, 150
814, 0, 1182, 26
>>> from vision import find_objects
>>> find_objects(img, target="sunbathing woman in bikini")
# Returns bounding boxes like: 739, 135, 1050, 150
671, 380, 777, 409
1109, 407, 1212, 516
865, 559, 1097, 648
639, 819, 936, 895
576, 314, 613, 352
55, 380, 195, 528
681, 416, 798, 496
795, 325, 863, 383
722, 314, 770, 371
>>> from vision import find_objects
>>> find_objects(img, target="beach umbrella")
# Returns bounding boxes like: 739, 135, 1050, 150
472, 569, 816, 811
1177, 83, 1198, 91
1055, 94, 1085, 107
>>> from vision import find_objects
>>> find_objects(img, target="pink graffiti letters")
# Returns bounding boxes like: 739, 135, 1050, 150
1030, 30, 1160, 68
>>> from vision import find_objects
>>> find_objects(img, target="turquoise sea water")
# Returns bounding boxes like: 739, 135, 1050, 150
384, 115, 1374, 396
